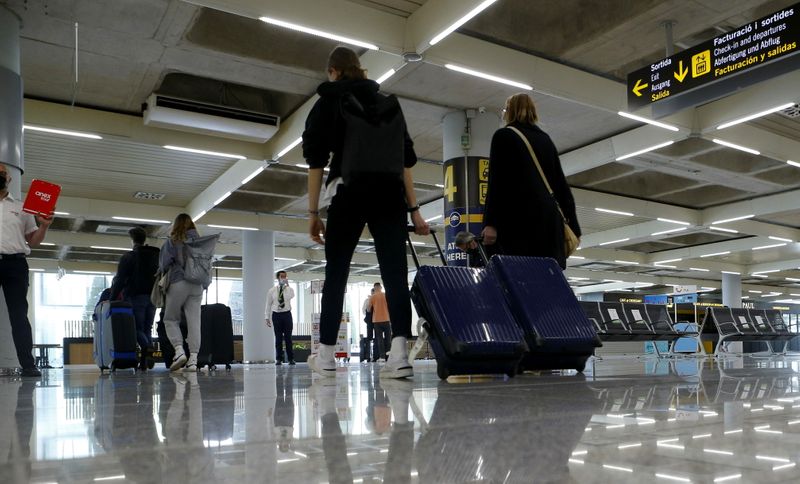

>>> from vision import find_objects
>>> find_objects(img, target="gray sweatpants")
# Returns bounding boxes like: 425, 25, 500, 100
164, 279, 204, 357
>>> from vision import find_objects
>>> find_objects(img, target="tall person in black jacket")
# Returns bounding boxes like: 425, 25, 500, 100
111, 227, 160, 369
304, 46, 429, 379
481, 93, 581, 269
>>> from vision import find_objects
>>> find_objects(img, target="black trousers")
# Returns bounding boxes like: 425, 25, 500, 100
320, 182, 411, 345
273, 311, 294, 361
0, 258, 35, 369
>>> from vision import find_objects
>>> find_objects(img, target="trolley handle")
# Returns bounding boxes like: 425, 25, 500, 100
406, 226, 446, 269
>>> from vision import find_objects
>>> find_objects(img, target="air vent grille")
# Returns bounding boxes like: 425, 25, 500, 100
134, 192, 166, 200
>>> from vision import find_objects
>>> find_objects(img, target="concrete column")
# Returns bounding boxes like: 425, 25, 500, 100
242, 231, 275, 362
722, 273, 742, 308
441, 110, 499, 265
0, 6, 24, 371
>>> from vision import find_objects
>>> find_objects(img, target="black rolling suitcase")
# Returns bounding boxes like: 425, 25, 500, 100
407, 229, 527, 379
489, 256, 602, 372
108, 301, 138, 372
156, 309, 189, 368
198, 303, 234, 371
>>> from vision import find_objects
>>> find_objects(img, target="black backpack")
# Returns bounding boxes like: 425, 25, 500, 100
340, 92, 405, 185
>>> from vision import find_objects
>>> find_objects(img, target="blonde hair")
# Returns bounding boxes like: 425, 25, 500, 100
170, 213, 196, 242
328, 46, 367, 80
503, 93, 538, 125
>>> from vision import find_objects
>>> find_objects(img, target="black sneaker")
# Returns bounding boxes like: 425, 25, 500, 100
21, 367, 42, 377
276, 360, 283, 366
289, 360, 296, 365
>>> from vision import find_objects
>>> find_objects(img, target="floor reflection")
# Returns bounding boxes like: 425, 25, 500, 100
1, 356, 800, 483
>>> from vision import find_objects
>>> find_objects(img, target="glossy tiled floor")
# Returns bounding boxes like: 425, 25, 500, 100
3, 356, 800, 483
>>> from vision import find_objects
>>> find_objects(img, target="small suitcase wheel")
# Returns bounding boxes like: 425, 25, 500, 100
437, 364, 450, 380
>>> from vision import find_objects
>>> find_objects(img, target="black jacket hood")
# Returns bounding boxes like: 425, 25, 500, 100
317, 79, 380, 98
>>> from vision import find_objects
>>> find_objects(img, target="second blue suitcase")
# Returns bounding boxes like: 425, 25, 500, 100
411, 265, 528, 379
489, 256, 601, 372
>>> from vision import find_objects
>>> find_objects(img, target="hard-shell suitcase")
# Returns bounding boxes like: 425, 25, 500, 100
94, 300, 138, 372
407, 229, 528, 380
198, 303, 234, 370
489, 256, 602, 372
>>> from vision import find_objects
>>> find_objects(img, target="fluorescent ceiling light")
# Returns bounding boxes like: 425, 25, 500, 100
429, 0, 498, 45
276, 137, 302, 159
434, 183, 445, 188
213, 191, 232, 206
751, 274, 768, 278
90, 246, 129, 251
259, 17, 378, 50
295, 163, 310, 169
53, 211, 70, 216
40, 242, 55, 246
785, 277, 800, 282
716, 103, 796, 130
655, 258, 682, 265
753, 269, 779, 274
700, 251, 730, 258
28, 268, 45, 272
657, 218, 690, 225
445, 63, 533, 90
701, 287, 717, 291
654, 264, 677, 269
568, 277, 590, 281
602, 465, 633, 472
709, 226, 739, 234
714, 474, 741, 482
614, 260, 639, 265
652, 227, 687, 236
712, 139, 760, 155
24, 124, 102, 139
241, 166, 265, 185
164, 145, 245, 159
193, 210, 207, 221
773, 463, 796, 471
617, 111, 679, 131
749, 290, 762, 293
711, 214, 754, 224
568, 255, 585, 260
721, 271, 741, 275
655, 473, 691, 482
756, 455, 791, 463
425, 215, 443, 222
599, 238, 630, 246
207, 224, 258, 231
74, 270, 113, 275
690, 267, 710, 272
602, 279, 623, 283
753, 242, 786, 250
615, 140, 674, 161
111, 216, 169, 224
788, 160, 800, 168
375, 68, 396, 84
595, 207, 634, 216
769, 236, 793, 242
705, 449, 735, 456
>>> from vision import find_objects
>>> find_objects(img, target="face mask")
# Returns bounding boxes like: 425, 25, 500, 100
279, 278, 287, 286
0, 176, 7, 191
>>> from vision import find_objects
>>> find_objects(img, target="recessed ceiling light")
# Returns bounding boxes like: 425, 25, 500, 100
752, 243, 787, 250
709, 226, 739, 233
651, 227, 687, 236
716, 103, 796, 130
700, 251, 730, 258
213, 192, 232, 206
711, 214, 754, 224
595, 207, 634, 216
241, 166, 265, 185
259, 16, 378, 50
615, 140, 674, 161
24, 124, 102, 139
788, 160, 800, 168
657, 218, 691, 225
654, 258, 682, 265
769, 236, 793, 243
164, 145, 245, 159
444, 63, 532, 90
690, 267, 710, 272
425, 215, 443, 222
721, 271, 741, 275
712, 139, 760, 155
111, 216, 170, 224
53, 211, 70, 216
599, 238, 630, 246
276, 137, 302, 159
375, 68, 397, 84
429, 0, 498, 45
617, 112, 679, 131
74, 270, 113, 275
614, 260, 639, 265
90, 246, 130, 251
207, 224, 258, 231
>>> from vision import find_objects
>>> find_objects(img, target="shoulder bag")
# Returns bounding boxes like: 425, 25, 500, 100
507, 126, 580, 257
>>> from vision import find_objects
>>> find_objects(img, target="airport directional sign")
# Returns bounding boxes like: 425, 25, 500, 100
627, 3, 799, 110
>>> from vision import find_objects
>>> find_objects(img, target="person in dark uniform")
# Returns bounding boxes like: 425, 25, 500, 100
481, 94, 580, 269
454, 231, 486, 268
0, 163, 53, 377
110, 226, 160, 370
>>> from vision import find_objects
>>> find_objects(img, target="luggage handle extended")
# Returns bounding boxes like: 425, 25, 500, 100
406, 226, 446, 269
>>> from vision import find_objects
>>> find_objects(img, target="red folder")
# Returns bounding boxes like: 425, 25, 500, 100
23, 179, 61, 217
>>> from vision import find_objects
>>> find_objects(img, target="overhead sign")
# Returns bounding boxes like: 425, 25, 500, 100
627, 3, 798, 110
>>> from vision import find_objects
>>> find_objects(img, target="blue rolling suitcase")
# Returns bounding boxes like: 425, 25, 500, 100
408, 230, 528, 380
489, 256, 601, 373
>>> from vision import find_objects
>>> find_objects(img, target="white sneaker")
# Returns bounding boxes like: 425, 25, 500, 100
169, 352, 187, 372
308, 354, 336, 378
182, 354, 198, 372
408, 328, 429, 362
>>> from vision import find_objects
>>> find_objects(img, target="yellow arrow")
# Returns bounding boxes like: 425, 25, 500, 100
632, 79, 648, 97
674, 60, 688, 82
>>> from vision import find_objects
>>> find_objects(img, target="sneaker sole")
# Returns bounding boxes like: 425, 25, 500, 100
169, 355, 188, 372
380, 365, 413, 379
308, 356, 337, 378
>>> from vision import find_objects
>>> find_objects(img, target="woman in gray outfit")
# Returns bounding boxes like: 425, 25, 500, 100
160, 213, 204, 372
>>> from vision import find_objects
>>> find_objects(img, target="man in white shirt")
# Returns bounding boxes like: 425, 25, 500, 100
266, 271, 296, 365
0, 163, 53, 377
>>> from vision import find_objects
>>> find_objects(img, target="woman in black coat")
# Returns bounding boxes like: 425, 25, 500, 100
481, 93, 581, 269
